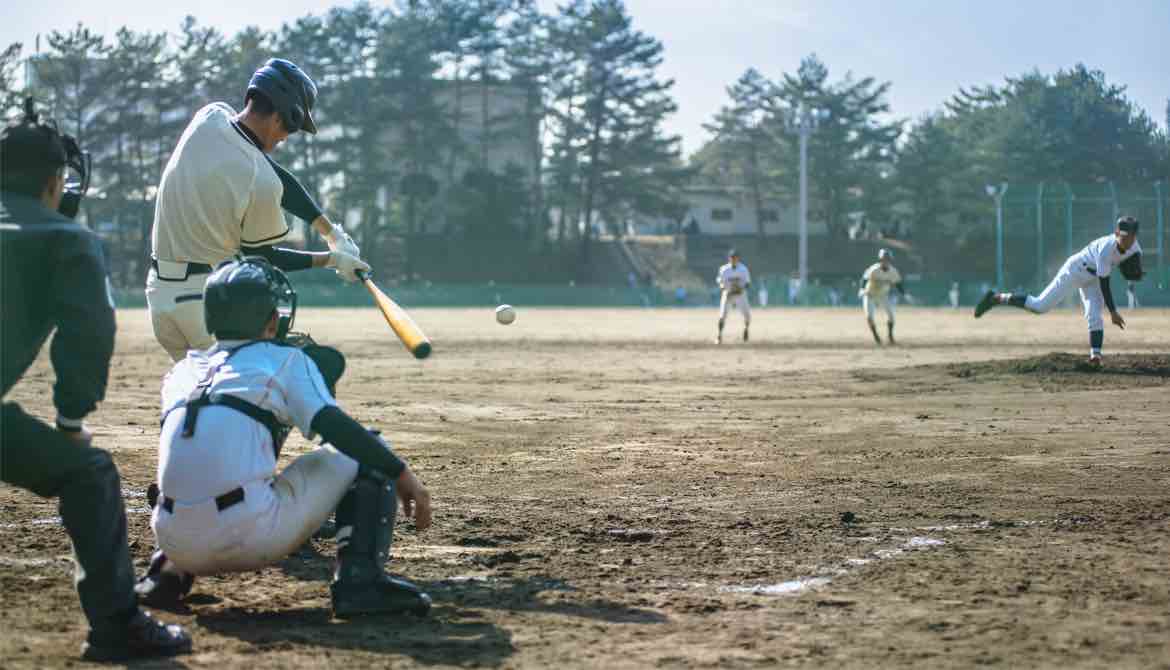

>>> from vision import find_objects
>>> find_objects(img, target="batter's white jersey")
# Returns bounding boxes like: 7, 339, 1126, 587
152, 339, 358, 576
152, 103, 290, 267
861, 263, 902, 299
717, 262, 751, 294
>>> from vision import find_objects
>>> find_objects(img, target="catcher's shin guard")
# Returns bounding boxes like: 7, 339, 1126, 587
331, 468, 430, 617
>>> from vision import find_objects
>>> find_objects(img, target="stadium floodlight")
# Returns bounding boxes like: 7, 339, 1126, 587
786, 105, 828, 297
986, 183, 1008, 287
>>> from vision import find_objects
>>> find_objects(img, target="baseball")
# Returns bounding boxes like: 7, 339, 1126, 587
495, 304, 516, 325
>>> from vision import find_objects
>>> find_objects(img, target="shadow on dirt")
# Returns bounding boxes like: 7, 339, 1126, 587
195, 573, 666, 666
196, 603, 515, 666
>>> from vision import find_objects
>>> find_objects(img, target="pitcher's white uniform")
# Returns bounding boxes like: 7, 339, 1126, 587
861, 262, 901, 322
717, 262, 752, 322
147, 103, 291, 361
1022, 234, 1141, 330
151, 340, 358, 575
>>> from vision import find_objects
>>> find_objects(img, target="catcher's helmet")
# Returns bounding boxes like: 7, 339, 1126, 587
204, 257, 297, 340
246, 59, 318, 135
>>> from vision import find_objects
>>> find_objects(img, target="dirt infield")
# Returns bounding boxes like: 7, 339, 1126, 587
2, 307, 1168, 669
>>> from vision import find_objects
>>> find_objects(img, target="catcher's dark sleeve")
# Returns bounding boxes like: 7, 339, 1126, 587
49, 232, 115, 422
242, 244, 314, 271
310, 406, 406, 479
1099, 276, 1118, 313
266, 155, 323, 224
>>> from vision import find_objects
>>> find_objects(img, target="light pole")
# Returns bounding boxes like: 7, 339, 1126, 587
986, 183, 1008, 288
787, 104, 829, 296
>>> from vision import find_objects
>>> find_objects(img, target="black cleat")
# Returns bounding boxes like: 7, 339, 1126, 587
81, 610, 192, 662
332, 575, 432, 618
134, 551, 194, 610
974, 290, 997, 318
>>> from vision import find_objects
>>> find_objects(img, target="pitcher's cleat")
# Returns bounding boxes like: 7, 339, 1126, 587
974, 290, 997, 318
1087, 354, 1102, 367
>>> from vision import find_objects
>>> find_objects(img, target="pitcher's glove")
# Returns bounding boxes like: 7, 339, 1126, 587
283, 332, 347, 395
1120, 252, 1144, 281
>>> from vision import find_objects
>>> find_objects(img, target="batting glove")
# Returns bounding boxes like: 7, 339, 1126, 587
328, 251, 371, 283
327, 224, 361, 259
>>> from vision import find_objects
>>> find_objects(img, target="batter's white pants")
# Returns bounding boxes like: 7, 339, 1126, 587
863, 294, 895, 323
146, 269, 213, 361
1023, 258, 1104, 331
719, 292, 751, 324
151, 446, 359, 576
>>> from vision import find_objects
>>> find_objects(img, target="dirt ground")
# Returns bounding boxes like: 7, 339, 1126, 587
2, 306, 1168, 669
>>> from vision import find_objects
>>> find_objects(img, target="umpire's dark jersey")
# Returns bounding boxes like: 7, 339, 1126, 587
1, 190, 138, 636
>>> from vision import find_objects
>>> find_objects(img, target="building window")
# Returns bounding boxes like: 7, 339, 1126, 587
711, 208, 733, 221
759, 209, 779, 223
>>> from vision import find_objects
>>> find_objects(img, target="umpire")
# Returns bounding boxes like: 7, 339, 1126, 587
0, 101, 191, 662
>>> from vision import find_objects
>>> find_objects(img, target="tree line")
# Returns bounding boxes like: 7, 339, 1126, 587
695, 56, 1169, 244
0, 0, 686, 284
2, 0, 1167, 286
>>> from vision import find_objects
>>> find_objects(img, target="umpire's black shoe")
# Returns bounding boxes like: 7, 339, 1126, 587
81, 610, 192, 662
332, 575, 432, 618
974, 290, 997, 318
135, 550, 194, 610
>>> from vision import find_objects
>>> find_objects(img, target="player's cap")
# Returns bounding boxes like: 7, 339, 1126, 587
728, 248, 739, 258
878, 248, 892, 259
1117, 216, 1139, 234
247, 59, 318, 135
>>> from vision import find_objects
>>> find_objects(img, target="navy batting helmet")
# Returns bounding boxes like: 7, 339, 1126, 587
246, 59, 318, 135
204, 257, 297, 340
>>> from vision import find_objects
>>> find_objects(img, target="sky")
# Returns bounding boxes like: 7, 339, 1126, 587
5, 0, 1168, 155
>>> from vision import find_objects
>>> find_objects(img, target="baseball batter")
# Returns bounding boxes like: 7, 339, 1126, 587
860, 249, 904, 345
135, 258, 433, 616
148, 58, 369, 361
975, 216, 1143, 364
715, 249, 751, 344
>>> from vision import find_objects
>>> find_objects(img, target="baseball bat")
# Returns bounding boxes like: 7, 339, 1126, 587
355, 270, 432, 359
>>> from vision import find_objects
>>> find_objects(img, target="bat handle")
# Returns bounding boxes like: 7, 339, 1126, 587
355, 269, 370, 283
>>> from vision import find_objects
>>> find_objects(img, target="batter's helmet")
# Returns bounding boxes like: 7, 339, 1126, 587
1117, 216, 1139, 234
204, 257, 297, 340
246, 59, 318, 135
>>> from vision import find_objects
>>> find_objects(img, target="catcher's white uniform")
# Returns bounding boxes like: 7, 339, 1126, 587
717, 262, 752, 323
1023, 234, 1141, 330
861, 262, 901, 322
147, 103, 292, 361
151, 340, 358, 576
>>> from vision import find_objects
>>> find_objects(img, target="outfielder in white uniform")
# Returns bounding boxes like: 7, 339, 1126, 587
860, 249, 905, 345
975, 216, 1143, 365
148, 58, 369, 362
715, 249, 751, 344
135, 258, 433, 617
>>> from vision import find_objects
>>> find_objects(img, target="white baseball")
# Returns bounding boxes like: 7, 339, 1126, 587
495, 304, 516, 325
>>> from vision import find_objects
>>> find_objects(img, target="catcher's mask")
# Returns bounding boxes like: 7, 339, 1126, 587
0, 98, 91, 218
204, 256, 297, 340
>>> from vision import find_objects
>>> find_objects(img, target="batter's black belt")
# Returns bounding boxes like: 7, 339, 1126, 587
151, 258, 213, 281
160, 486, 245, 514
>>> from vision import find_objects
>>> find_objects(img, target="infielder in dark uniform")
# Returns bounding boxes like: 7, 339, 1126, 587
0, 101, 191, 662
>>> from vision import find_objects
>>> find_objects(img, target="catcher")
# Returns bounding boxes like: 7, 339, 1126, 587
135, 257, 433, 617
715, 249, 751, 344
975, 216, 1144, 365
